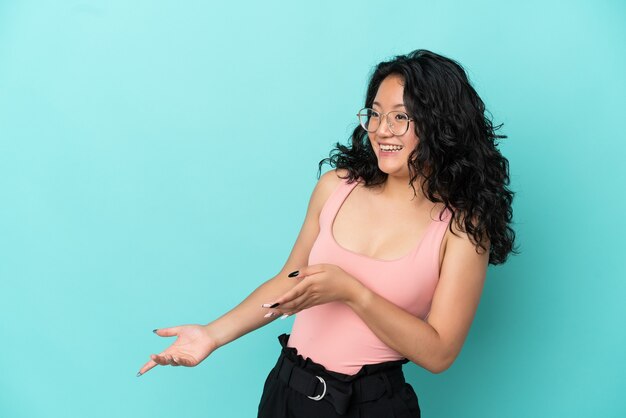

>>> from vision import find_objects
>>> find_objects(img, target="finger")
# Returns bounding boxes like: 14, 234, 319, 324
164, 354, 177, 365
151, 353, 171, 366
279, 292, 313, 312
287, 264, 325, 280
153, 326, 182, 337
263, 310, 280, 319
277, 284, 312, 312
137, 359, 158, 376
150, 354, 165, 365
166, 354, 184, 367
274, 283, 308, 306
287, 267, 309, 280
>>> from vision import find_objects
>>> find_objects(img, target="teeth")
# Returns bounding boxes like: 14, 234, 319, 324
380, 144, 403, 151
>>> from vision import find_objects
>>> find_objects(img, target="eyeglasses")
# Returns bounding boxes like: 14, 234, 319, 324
356, 107, 414, 136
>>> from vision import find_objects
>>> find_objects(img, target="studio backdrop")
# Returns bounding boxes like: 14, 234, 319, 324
0, 1, 624, 417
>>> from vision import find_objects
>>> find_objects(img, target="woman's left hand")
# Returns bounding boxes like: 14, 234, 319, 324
265, 264, 362, 317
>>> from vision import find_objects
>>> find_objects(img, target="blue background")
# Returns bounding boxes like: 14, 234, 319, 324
1, 0, 625, 417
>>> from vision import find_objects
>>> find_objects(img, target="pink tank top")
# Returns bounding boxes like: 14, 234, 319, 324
287, 176, 452, 375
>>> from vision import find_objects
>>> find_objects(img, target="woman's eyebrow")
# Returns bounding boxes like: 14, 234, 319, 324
372, 101, 406, 108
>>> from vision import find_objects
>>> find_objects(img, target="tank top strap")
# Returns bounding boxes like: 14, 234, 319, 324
430, 206, 453, 239
399, 205, 451, 261
413, 206, 451, 263
319, 177, 360, 229
434, 205, 453, 224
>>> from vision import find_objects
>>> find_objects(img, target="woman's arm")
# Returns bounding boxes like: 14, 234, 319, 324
270, 219, 489, 374
345, 223, 489, 373
203, 170, 343, 348
139, 170, 344, 375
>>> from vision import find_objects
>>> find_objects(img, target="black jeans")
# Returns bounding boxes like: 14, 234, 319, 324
257, 333, 421, 417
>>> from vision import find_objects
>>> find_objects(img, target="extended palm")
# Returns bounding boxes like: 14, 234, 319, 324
138, 324, 217, 375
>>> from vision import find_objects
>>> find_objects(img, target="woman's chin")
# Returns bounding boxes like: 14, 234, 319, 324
377, 161, 408, 176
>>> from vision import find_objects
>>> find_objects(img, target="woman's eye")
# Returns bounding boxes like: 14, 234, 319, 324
395, 113, 409, 120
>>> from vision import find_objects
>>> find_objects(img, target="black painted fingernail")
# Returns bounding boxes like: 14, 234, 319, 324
288, 270, 299, 277
152, 329, 158, 334
136, 371, 142, 377
270, 302, 280, 308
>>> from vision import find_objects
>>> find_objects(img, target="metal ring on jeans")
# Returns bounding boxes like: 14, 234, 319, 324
307, 376, 327, 401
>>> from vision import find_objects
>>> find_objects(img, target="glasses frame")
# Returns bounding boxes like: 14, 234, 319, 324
356, 107, 414, 136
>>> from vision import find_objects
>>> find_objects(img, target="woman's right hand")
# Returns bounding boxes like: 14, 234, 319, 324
137, 324, 219, 376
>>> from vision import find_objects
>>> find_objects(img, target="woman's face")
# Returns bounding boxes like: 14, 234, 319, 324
368, 74, 419, 178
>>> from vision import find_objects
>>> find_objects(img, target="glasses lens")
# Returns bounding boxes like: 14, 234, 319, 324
388, 111, 410, 135
358, 108, 379, 132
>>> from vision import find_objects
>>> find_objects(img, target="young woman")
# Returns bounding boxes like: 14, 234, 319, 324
138, 49, 516, 418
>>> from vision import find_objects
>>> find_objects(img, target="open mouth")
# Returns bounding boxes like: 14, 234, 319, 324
379, 144, 404, 153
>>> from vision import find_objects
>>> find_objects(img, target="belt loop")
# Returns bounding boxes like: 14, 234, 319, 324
277, 354, 294, 384
380, 373, 393, 398
275, 354, 285, 379
353, 377, 362, 400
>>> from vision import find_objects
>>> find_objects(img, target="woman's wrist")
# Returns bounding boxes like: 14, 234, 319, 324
344, 279, 373, 311
202, 322, 224, 350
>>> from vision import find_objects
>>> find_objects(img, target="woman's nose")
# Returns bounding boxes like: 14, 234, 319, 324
375, 117, 394, 137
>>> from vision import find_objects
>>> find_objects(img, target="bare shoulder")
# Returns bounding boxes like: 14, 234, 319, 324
309, 168, 350, 213
438, 211, 490, 295
274, 168, 349, 278
444, 212, 491, 255
318, 168, 349, 190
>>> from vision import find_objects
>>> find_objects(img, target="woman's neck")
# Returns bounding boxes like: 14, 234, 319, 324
377, 174, 429, 205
